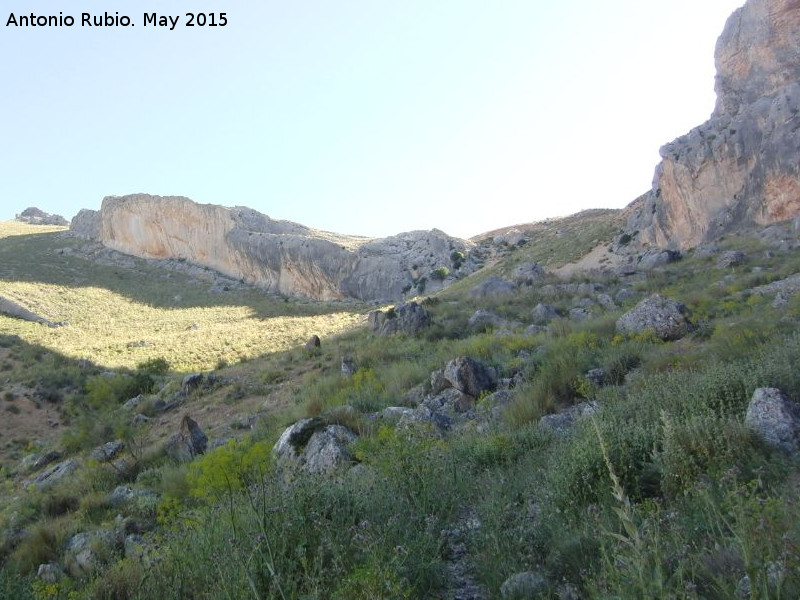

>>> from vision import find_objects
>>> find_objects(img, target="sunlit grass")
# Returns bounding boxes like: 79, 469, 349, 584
0, 222, 363, 370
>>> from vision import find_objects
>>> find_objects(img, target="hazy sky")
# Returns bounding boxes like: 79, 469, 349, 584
1, 0, 744, 238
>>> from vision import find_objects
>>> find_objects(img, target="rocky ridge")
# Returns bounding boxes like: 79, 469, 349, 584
71, 194, 475, 302
628, 0, 800, 250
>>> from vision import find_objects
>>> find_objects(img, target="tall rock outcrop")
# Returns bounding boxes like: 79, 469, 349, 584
70, 194, 473, 302
628, 0, 800, 249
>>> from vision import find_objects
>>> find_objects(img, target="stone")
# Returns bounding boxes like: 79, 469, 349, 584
626, 0, 800, 250
341, 356, 356, 377
132, 414, 151, 426
540, 401, 599, 434
531, 303, 561, 325
614, 288, 637, 304
585, 368, 607, 387
616, 294, 691, 341
109, 486, 159, 508
20, 449, 63, 473
301, 425, 358, 475
424, 388, 476, 415
165, 415, 208, 461
273, 419, 357, 475
512, 262, 547, 285
368, 302, 432, 335
124, 534, 146, 561
469, 276, 515, 299
596, 293, 616, 309
16, 207, 68, 226
304, 334, 321, 350
181, 373, 204, 396
500, 571, 548, 599
122, 394, 147, 411
273, 418, 327, 462
37, 563, 64, 583
745, 388, 800, 453
68, 195, 474, 302
443, 357, 498, 399
569, 307, 591, 321
476, 390, 514, 424
91, 440, 126, 462
469, 309, 510, 330
430, 369, 451, 395
637, 250, 681, 270
65, 530, 121, 577
717, 250, 746, 268
26, 459, 79, 490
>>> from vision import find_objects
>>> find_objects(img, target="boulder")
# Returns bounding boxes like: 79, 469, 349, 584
37, 563, 64, 583
540, 401, 598, 434
65, 530, 121, 577
717, 250, 746, 268
745, 388, 800, 454
469, 309, 511, 331
443, 357, 498, 399
512, 262, 547, 285
341, 356, 356, 377
531, 303, 561, 325
616, 294, 691, 341
273, 419, 358, 474
500, 571, 548, 599
637, 250, 681, 270
304, 334, 321, 350
469, 277, 515, 299
585, 368, 607, 387
90, 440, 125, 462
25, 459, 79, 490
19, 449, 63, 473
181, 373, 204, 396
109, 486, 159, 508
430, 369, 451, 395
368, 302, 432, 335
165, 415, 208, 461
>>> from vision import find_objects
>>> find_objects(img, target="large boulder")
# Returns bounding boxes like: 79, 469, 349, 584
368, 302, 432, 335
616, 294, 691, 341
273, 419, 358, 474
165, 415, 208, 461
745, 388, 800, 453
444, 357, 498, 399
469, 277, 515, 299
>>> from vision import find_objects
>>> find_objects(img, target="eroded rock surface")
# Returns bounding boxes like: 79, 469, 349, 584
70, 195, 473, 301
628, 0, 800, 249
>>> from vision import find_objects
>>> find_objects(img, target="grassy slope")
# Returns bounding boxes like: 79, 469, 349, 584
0, 222, 363, 371
2, 216, 800, 598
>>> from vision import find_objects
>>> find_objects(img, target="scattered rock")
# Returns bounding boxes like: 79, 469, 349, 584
637, 250, 681, 270
500, 571, 548, 599
444, 357, 498, 399
512, 262, 547, 286
368, 301, 432, 335
616, 294, 691, 341
430, 369, 451, 395
20, 449, 63, 473
165, 415, 208, 461
614, 288, 637, 304
585, 368, 607, 387
531, 303, 561, 325
109, 486, 159, 508
469, 309, 515, 331
37, 563, 64, 583
717, 250, 746, 268
181, 373, 204, 396
26, 459, 79, 490
469, 277, 515, 299
540, 401, 598, 434
273, 419, 358, 475
90, 440, 125, 462
304, 335, 321, 350
341, 356, 356, 377
745, 388, 800, 454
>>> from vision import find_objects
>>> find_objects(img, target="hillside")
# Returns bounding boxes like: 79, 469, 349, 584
2, 210, 800, 598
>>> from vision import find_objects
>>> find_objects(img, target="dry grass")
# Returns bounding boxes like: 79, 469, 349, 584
0, 222, 364, 371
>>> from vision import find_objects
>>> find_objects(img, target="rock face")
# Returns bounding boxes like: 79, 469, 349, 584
69, 194, 473, 301
628, 0, 800, 250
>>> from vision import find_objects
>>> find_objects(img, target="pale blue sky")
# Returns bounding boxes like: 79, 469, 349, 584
1, 0, 743, 238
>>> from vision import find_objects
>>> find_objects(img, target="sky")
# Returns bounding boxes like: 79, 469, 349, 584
1, 0, 744, 239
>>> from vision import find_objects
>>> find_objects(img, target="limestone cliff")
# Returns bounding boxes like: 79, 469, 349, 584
629, 0, 800, 249
71, 195, 474, 302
